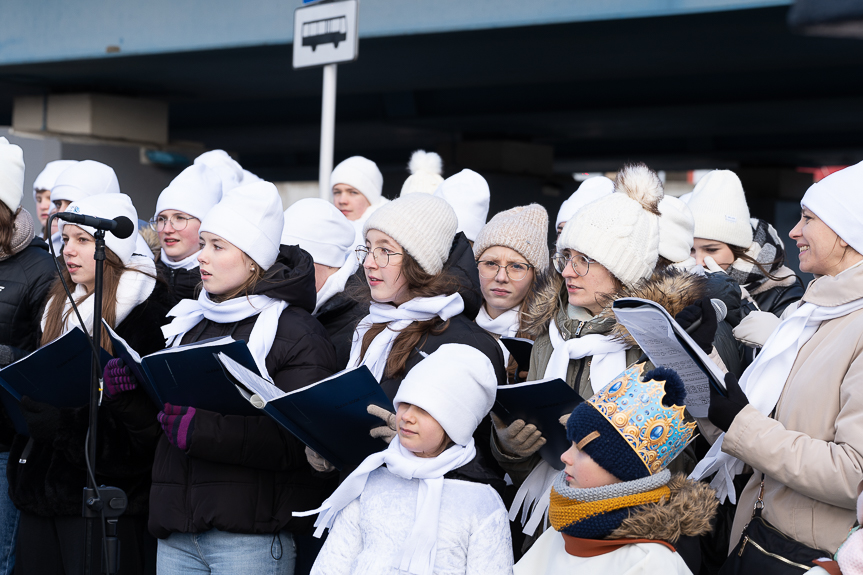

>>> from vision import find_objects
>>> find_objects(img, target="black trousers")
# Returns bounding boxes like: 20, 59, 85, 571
14, 512, 156, 575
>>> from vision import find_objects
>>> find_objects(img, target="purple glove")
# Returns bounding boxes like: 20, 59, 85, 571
103, 358, 137, 399
157, 403, 196, 450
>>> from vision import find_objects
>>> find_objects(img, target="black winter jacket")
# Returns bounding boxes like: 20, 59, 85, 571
752, 277, 805, 317
0, 238, 57, 364
315, 271, 369, 370
7, 295, 169, 518
153, 259, 200, 309
146, 245, 339, 538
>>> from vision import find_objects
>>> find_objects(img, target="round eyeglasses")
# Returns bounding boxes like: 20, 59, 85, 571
477, 260, 533, 281
355, 246, 403, 268
552, 253, 594, 276
150, 214, 198, 232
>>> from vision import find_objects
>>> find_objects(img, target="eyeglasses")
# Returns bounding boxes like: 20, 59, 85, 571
150, 214, 199, 232
552, 253, 595, 276
477, 260, 533, 281
355, 246, 403, 268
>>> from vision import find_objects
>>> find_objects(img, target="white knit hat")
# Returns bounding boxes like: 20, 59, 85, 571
555, 176, 615, 228
281, 198, 355, 268
155, 164, 223, 221
200, 181, 285, 270
0, 138, 25, 212
194, 150, 244, 192
399, 150, 444, 196
801, 160, 863, 256
330, 156, 383, 205
364, 193, 457, 275
558, 164, 664, 288
33, 160, 78, 202
658, 196, 696, 264
393, 343, 497, 446
433, 169, 490, 242
686, 170, 753, 248
60, 193, 139, 265
473, 204, 550, 273
51, 160, 120, 204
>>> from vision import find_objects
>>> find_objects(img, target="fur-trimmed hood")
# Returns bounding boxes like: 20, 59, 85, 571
517, 269, 562, 339
608, 474, 718, 543
521, 267, 708, 344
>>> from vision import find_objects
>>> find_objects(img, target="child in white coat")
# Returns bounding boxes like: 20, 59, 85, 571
304, 343, 514, 575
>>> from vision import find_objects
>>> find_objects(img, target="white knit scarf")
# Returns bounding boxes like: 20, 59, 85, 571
161, 250, 200, 271
543, 317, 629, 393
314, 254, 359, 315
475, 304, 520, 363
161, 289, 288, 380
40, 255, 157, 337
348, 293, 464, 381
294, 437, 477, 575
690, 276, 863, 503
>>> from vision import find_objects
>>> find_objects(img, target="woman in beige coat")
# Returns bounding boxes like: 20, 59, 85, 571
695, 160, 863, 555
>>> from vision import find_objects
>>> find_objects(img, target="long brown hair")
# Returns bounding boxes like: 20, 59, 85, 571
358, 253, 460, 379
41, 248, 155, 354
0, 202, 19, 255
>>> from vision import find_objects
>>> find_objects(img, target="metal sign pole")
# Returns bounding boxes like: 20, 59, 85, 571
319, 63, 337, 199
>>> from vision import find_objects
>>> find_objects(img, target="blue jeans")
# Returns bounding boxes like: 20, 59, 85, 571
157, 529, 296, 575
0, 452, 19, 575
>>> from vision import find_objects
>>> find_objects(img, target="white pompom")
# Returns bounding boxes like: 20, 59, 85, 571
614, 163, 664, 214
408, 150, 443, 176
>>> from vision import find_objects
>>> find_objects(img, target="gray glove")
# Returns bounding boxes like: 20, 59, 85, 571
491, 412, 546, 458
733, 311, 781, 348
305, 446, 335, 473
367, 404, 397, 445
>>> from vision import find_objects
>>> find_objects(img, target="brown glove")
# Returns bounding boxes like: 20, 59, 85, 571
305, 446, 335, 473
491, 412, 546, 458
367, 404, 397, 445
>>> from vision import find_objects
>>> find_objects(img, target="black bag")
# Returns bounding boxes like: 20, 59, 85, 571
719, 476, 831, 574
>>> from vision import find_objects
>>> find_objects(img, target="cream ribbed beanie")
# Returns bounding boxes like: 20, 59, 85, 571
658, 196, 696, 264
558, 164, 664, 288
364, 193, 457, 275
399, 150, 444, 196
393, 344, 496, 446
282, 198, 355, 268
473, 204, 550, 273
433, 169, 490, 242
60, 193, 139, 265
331, 156, 383, 205
200, 181, 285, 270
194, 150, 244, 192
687, 170, 753, 248
155, 164, 223, 221
51, 160, 120, 204
555, 176, 615, 228
801, 160, 863, 256
0, 138, 25, 212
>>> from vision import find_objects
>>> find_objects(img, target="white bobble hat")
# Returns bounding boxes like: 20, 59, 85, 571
686, 170, 753, 248
801, 160, 863, 256
33, 160, 78, 202
658, 196, 696, 265
60, 193, 139, 265
201, 181, 285, 270
51, 160, 120, 204
331, 156, 384, 205
555, 176, 615, 228
194, 150, 244, 192
399, 150, 444, 196
433, 169, 490, 242
282, 198, 356, 268
0, 137, 25, 212
393, 343, 497, 446
364, 193, 457, 275
155, 164, 223, 221
558, 164, 664, 288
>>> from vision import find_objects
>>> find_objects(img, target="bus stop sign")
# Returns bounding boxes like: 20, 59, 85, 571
293, 0, 359, 69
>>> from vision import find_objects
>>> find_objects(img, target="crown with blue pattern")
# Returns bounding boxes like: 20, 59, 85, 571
567, 363, 696, 481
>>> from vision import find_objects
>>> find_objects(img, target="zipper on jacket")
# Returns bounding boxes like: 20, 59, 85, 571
742, 535, 813, 569
738, 535, 748, 556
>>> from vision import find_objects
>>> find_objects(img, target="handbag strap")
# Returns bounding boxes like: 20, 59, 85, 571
751, 472, 765, 519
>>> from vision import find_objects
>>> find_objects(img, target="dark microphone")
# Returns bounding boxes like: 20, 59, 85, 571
55, 213, 135, 239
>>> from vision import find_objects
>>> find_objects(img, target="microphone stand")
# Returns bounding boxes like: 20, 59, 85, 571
80, 229, 127, 575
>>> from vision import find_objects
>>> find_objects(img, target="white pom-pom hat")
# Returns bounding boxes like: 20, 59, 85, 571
399, 150, 444, 196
